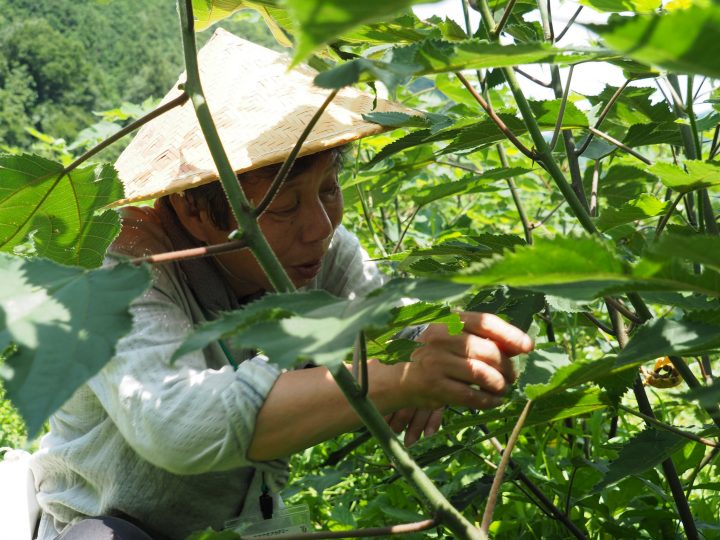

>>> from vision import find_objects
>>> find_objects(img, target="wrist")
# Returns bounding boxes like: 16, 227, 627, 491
365, 359, 412, 414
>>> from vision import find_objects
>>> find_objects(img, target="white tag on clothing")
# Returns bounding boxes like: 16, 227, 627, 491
226, 504, 312, 537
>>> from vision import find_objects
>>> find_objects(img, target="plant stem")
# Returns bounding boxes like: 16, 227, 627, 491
669, 356, 720, 430
476, 0, 597, 234
254, 89, 339, 217
575, 79, 631, 157
128, 239, 247, 265
63, 93, 189, 175
491, 0, 517, 39
177, 0, 294, 294
582, 311, 615, 336
589, 161, 600, 217
608, 308, 700, 540
655, 192, 685, 237
480, 399, 533, 533
618, 404, 719, 448
604, 296, 643, 324
496, 144, 533, 243
536, 0, 552, 41
392, 206, 421, 254
455, 72, 536, 160
587, 127, 652, 166
356, 185, 388, 257
549, 65, 573, 152
514, 68, 552, 88
555, 6, 583, 42
256, 518, 438, 539
332, 367, 487, 540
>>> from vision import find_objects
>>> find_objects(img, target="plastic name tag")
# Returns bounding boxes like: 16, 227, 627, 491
226, 504, 312, 538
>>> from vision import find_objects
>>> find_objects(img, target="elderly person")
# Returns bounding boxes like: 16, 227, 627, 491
31, 30, 532, 540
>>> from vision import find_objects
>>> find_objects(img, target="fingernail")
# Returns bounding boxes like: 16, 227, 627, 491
521, 335, 534, 351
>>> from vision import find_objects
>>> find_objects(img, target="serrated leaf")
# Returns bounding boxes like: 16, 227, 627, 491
623, 122, 684, 147
588, 6, 720, 78
465, 287, 544, 332
440, 115, 529, 154
0, 254, 150, 436
616, 318, 720, 367
648, 234, 720, 274
286, 0, 420, 64
0, 154, 123, 268
529, 99, 589, 129
596, 194, 668, 232
544, 295, 591, 313
591, 429, 687, 494
649, 160, 720, 193
315, 39, 599, 89
411, 167, 530, 206
518, 346, 571, 391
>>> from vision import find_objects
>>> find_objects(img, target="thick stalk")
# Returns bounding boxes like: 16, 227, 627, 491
333, 367, 486, 540
177, 0, 294, 293
608, 308, 699, 540
475, 0, 596, 234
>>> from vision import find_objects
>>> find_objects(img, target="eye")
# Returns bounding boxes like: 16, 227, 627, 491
320, 181, 340, 202
267, 194, 300, 217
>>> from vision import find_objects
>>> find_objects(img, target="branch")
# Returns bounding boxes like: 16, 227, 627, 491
555, 6, 583, 42
322, 430, 372, 467
514, 68, 552, 88
128, 239, 247, 265
709, 124, 720, 160
256, 518, 438, 539
480, 399, 533, 533
589, 161, 600, 217
618, 404, 719, 448
455, 72, 537, 161
392, 206, 421, 254
490, 0, 517, 39
177, 0, 294, 294
669, 355, 720, 430
352, 330, 369, 398
499, 144, 533, 244
549, 65, 574, 152
254, 89, 340, 217
62, 92, 189, 175
582, 311, 616, 336
576, 79, 631, 157
587, 127, 652, 166
655, 192, 685, 237
604, 296, 643, 324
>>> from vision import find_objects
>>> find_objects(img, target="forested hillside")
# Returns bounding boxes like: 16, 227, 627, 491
0, 0, 277, 151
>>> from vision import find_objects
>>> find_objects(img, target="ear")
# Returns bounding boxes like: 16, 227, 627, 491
168, 193, 218, 244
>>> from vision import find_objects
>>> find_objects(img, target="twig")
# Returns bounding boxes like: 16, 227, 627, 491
582, 312, 615, 336
455, 72, 537, 161
490, 0, 517, 38
536, 0, 553, 42
655, 192, 685, 237
128, 239, 248, 265
587, 127, 652, 166
499, 145, 533, 244
576, 79, 631, 157
564, 466, 579, 516
256, 518, 438, 539
254, 89, 340, 217
392, 207, 421, 254
62, 93, 189, 175
352, 330, 369, 398
323, 430, 372, 467
604, 296, 643, 324
589, 161, 600, 217
661, 76, 686, 113
514, 68, 552, 88
555, 6, 583, 42
685, 446, 719, 498
480, 399, 534, 533
549, 65, 574, 152
709, 125, 720, 160
530, 200, 565, 230
618, 404, 719, 448
355, 185, 388, 258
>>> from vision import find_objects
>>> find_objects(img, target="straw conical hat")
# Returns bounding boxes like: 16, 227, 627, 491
113, 28, 412, 206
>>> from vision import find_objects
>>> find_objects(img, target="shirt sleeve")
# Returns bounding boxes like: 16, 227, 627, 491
86, 283, 284, 476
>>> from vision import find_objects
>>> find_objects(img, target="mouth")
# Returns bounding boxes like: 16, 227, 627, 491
291, 260, 322, 280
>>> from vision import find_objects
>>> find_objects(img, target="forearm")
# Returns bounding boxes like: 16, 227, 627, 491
247, 360, 407, 461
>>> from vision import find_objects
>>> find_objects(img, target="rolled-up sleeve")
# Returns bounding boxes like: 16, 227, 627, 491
86, 285, 282, 476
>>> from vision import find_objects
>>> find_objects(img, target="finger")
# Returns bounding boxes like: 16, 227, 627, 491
424, 408, 444, 438
444, 356, 509, 395
439, 379, 506, 410
405, 409, 432, 447
460, 312, 534, 356
388, 408, 415, 434
447, 334, 516, 383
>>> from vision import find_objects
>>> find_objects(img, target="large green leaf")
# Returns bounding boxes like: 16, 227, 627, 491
649, 160, 720, 193
315, 39, 598, 89
518, 346, 571, 392
0, 254, 150, 436
0, 154, 123, 268
591, 429, 687, 494
596, 194, 668, 232
285, 0, 427, 64
647, 234, 720, 274
178, 279, 468, 370
411, 167, 530, 206
616, 318, 720, 367
529, 99, 589, 129
588, 5, 720, 78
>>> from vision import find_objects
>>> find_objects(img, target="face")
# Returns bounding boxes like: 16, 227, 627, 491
177, 151, 343, 298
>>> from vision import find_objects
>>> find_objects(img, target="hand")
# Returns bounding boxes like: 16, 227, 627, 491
385, 407, 444, 447
399, 312, 533, 411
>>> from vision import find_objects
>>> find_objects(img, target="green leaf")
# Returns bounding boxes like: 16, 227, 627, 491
596, 194, 668, 232
285, 0, 420, 64
616, 318, 720, 367
0, 154, 123, 268
0, 254, 150, 436
623, 122, 684, 147
591, 429, 687, 494
588, 6, 720, 78
440, 115, 529, 155
411, 167, 530, 206
529, 99, 589, 129
518, 346, 571, 393
648, 234, 720, 274
182, 279, 468, 370
315, 40, 598, 88
579, 0, 660, 12
678, 381, 720, 409
649, 160, 720, 193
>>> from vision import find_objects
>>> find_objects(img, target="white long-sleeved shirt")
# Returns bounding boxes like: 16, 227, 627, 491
31, 205, 383, 540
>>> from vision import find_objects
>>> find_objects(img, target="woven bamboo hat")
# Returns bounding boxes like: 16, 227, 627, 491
113, 28, 413, 206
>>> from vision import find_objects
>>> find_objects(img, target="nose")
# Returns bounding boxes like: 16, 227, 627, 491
299, 198, 334, 244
